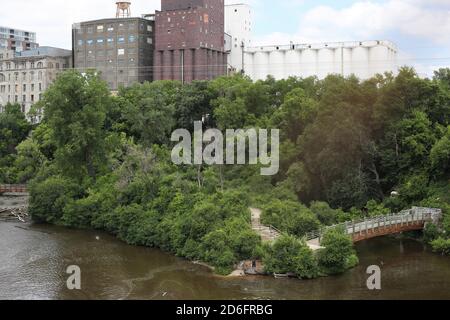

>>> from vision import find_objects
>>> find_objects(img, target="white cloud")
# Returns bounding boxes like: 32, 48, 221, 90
254, 0, 450, 45
0, 0, 161, 49
251, 0, 450, 77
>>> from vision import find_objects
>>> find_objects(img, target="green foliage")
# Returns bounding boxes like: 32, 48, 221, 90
0, 103, 31, 158
430, 126, 450, 174
118, 81, 181, 146
40, 70, 111, 180
317, 228, 358, 275
423, 223, 440, 243
365, 200, 391, 217
309, 201, 346, 226
0, 103, 32, 183
263, 234, 318, 279
4, 67, 450, 276
29, 175, 82, 223
431, 238, 450, 255
261, 199, 320, 237
13, 138, 46, 183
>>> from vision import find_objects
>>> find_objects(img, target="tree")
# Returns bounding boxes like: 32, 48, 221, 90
13, 138, 46, 183
310, 201, 343, 226
261, 200, 320, 237
317, 228, 358, 274
0, 103, 32, 183
263, 234, 318, 278
119, 81, 181, 146
41, 70, 111, 180
430, 126, 450, 174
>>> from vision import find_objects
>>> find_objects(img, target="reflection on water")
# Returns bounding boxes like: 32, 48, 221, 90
0, 222, 449, 300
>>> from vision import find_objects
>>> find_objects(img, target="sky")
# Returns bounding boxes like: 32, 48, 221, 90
1, 0, 449, 77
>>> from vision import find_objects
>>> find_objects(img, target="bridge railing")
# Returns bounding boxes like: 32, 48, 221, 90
0, 184, 28, 193
304, 207, 439, 242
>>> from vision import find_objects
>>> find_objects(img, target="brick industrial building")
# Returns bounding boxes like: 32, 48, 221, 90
72, 2, 155, 91
154, 0, 227, 82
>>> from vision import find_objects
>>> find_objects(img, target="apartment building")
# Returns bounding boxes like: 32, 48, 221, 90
0, 26, 39, 53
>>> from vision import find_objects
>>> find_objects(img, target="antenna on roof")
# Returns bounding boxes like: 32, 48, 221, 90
116, 2, 131, 18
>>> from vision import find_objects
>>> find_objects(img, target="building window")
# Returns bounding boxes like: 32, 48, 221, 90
117, 48, 125, 55
147, 37, 153, 44
87, 39, 94, 45
77, 39, 83, 46
97, 25, 104, 32
107, 38, 114, 43
128, 35, 136, 43
147, 25, 152, 32
107, 26, 114, 32
97, 38, 104, 44
117, 37, 125, 43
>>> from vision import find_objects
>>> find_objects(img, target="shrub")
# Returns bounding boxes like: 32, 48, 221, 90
431, 237, 450, 255
423, 223, 441, 243
317, 228, 357, 275
29, 176, 81, 223
263, 234, 318, 279
261, 200, 320, 237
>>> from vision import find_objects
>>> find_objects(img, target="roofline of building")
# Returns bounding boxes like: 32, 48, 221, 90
225, 3, 251, 7
1, 53, 71, 61
72, 16, 152, 26
0, 26, 36, 34
246, 40, 398, 53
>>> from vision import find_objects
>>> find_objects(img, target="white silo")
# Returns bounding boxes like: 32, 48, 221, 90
244, 52, 254, 79
352, 45, 370, 79
254, 50, 269, 80
285, 49, 301, 78
369, 44, 389, 77
317, 47, 335, 79
269, 49, 285, 80
300, 48, 317, 78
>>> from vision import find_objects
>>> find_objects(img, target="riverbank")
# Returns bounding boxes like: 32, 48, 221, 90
1, 222, 449, 300
0, 194, 29, 222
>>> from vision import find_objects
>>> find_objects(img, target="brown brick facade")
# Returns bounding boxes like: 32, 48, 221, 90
154, 0, 227, 82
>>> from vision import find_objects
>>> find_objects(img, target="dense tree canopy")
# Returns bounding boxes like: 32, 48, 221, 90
2, 67, 449, 275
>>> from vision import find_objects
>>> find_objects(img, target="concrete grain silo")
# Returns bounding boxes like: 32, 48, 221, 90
254, 50, 269, 80
317, 46, 335, 79
269, 49, 285, 80
351, 44, 370, 79
285, 48, 301, 78
300, 47, 318, 78
243, 40, 397, 81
